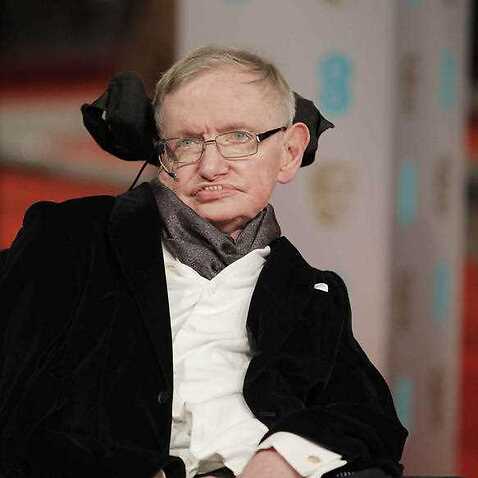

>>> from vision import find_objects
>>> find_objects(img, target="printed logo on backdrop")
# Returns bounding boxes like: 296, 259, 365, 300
392, 269, 413, 333
433, 155, 453, 216
393, 377, 414, 431
316, 53, 353, 118
397, 160, 419, 227
439, 48, 457, 111
427, 367, 446, 430
432, 260, 451, 323
399, 53, 420, 116
307, 159, 357, 226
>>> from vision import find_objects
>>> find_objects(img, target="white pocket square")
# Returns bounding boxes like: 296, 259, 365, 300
313, 282, 329, 292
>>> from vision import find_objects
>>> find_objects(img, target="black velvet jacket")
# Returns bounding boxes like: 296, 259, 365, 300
0, 183, 407, 478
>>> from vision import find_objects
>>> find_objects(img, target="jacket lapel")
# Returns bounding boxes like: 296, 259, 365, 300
246, 237, 345, 360
107, 182, 173, 392
245, 237, 348, 420
246, 237, 315, 355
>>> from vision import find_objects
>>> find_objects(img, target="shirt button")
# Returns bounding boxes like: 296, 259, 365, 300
307, 455, 321, 464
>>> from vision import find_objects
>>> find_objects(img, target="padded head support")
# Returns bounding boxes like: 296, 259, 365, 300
81, 72, 159, 164
81, 71, 333, 167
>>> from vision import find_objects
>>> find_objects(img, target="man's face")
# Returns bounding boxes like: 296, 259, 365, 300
158, 66, 292, 236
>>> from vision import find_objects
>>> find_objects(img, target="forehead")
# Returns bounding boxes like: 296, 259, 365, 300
160, 66, 282, 134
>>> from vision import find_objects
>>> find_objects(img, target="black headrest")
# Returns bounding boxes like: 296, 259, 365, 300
81, 71, 333, 167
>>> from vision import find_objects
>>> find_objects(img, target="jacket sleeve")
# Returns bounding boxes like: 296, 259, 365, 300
0, 201, 177, 478
258, 271, 408, 477
0, 202, 89, 476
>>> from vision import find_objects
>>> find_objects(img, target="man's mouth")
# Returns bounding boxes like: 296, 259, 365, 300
200, 185, 224, 192
194, 184, 236, 201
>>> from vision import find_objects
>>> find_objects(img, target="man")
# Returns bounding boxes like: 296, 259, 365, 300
0, 47, 407, 478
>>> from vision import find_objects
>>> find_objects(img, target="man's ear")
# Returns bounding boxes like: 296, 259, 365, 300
277, 122, 311, 184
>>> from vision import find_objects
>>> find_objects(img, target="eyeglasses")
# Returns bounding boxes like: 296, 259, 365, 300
157, 126, 286, 165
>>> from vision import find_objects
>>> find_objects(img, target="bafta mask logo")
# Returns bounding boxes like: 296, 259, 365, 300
400, 53, 419, 116
307, 159, 356, 226
428, 367, 445, 429
432, 260, 451, 323
392, 270, 413, 333
433, 155, 452, 216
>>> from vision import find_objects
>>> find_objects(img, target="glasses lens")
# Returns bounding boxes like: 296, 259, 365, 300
216, 131, 257, 158
164, 138, 203, 163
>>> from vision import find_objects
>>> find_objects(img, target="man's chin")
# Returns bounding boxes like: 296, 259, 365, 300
194, 207, 250, 234
194, 203, 236, 220
202, 213, 244, 229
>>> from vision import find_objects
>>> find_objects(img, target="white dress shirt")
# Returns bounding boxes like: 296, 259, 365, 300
161, 244, 346, 478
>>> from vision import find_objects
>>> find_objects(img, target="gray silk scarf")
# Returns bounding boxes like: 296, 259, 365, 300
149, 178, 281, 279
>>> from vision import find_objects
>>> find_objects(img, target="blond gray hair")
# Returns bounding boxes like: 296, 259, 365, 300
152, 46, 296, 133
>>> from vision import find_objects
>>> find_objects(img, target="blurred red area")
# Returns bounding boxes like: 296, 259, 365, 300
460, 259, 478, 478
467, 115, 478, 163
0, 166, 123, 249
460, 116, 478, 478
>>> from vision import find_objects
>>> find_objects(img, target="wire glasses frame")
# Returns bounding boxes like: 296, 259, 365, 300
157, 126, 287, 165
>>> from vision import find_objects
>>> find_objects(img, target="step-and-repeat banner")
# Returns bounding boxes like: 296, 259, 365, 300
176, 0, 468, 474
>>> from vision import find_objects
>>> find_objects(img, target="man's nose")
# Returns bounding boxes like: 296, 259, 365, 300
197, 141, 229, 179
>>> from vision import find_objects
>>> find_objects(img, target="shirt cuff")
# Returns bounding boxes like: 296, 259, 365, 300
258, 431, 347, 477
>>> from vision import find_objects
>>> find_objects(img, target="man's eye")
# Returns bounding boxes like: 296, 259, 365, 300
229, 131, 251, 143
176, 138, 198, 149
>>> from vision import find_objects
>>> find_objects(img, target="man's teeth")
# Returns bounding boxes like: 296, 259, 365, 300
202, 185, 223, 191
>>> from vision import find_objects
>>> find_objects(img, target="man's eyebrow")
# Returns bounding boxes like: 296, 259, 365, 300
171, 123, 258, 138
215, 122, 257, 133
160, 126, 199, 138
168, 129, 202, 138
